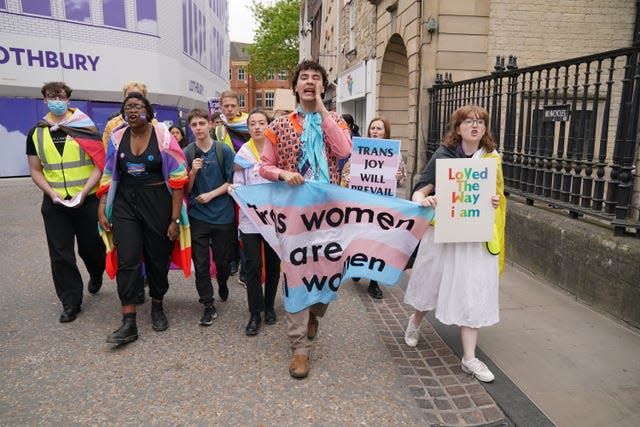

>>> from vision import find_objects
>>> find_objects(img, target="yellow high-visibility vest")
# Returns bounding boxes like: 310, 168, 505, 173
33, 127, 97, 199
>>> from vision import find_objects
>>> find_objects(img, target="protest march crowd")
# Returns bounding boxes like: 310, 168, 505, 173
27, 60, 505, 381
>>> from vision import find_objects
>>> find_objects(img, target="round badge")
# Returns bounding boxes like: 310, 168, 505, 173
147, 155, 155, 161
120, 153, 125, 158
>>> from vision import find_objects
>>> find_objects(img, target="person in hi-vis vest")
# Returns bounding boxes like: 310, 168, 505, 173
26, 81, 106, 323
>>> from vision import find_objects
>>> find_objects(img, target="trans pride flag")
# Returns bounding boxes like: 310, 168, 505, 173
230, 181, 434, 313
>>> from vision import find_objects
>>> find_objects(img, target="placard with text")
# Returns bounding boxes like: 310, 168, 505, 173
348, 137, 401, 197
434, 158, 497, 243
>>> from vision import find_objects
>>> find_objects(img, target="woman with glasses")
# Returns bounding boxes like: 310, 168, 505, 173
97, 93, 190, 344
403, 105, 506, 383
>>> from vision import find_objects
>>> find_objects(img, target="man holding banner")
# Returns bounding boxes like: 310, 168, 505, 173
259, 60, 352, 379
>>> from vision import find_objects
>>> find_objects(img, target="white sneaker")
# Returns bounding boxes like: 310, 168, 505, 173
404, 314, 421, 347
461, 358, 495, 382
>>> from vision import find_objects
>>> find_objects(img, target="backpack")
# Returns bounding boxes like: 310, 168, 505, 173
185, 141, 229, 182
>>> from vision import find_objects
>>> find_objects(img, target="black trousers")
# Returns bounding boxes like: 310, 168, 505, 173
112, 186, 172, 306
41, 194, 105, 309
240, 231, 280, 315
190, 217, 235, 304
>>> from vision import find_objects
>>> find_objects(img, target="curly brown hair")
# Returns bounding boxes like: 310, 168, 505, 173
291, 60, 328, 104
41, 82, 72, 99
442, 105, 496, 152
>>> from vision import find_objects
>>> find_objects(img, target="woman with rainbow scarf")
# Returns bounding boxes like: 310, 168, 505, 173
97, 93, 190, 345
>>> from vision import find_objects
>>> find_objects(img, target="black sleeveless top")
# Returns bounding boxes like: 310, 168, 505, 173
118, 128, 164, 187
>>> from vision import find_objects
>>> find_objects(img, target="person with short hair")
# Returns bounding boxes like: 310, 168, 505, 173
101, 81, 155, 304
184, 108, 236, 326
98, 93, 189, 344
214, 92, 249, 280
214, 91, 250, 152
259, 60, 352, 379
210, 112, 224, 128
26, 81, 106, 323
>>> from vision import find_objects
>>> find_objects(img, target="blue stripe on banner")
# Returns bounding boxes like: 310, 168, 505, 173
283, 264, 404, 313
234, 156, 254, 169
285, 285, 338, 313
236, 181, 433, 220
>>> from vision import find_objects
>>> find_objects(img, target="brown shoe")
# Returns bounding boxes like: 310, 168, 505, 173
289, 354, 310, 379
307, 312, 318, 339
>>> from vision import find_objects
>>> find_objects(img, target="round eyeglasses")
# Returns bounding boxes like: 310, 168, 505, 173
462, 118, 485, 126
123, 104, 145, 112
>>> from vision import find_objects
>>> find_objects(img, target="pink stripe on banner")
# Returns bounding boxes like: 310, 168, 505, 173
276, 201, 428, 239
281, 240, 411, 289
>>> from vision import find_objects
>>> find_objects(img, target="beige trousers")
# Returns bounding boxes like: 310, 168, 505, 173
286, 302, 329, 355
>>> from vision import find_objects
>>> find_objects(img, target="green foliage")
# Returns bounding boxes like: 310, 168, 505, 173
246, 0, 300, 82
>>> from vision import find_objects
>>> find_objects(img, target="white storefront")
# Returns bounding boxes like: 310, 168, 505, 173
336, 59, 376, 137
0, 0, 229, 177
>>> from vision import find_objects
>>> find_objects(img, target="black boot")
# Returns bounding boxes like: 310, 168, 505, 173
367, 280, 383, 299
219, 282, 229, 302
87, 276, 103, 294
106, 313, 138, 344
245, 313, 261, 336
264, 308, 277, 325
151, 300, 168, 331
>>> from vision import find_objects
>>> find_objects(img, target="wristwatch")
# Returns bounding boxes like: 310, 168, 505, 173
173, 218, 180, 225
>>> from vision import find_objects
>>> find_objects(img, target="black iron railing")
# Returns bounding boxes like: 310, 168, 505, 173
427, 47, 640, 236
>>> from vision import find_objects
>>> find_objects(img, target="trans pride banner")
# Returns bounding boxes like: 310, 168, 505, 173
230, 181, 434, 313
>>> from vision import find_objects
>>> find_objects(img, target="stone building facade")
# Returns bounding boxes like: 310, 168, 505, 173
307, 0, 637, 201
304, 0, 640, 324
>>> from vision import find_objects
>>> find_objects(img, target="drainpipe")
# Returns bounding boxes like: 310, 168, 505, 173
411, 0, 424, 198
634, 0, 640, 47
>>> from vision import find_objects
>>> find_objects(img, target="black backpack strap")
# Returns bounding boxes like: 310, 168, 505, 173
186, 142, 196, 168
213, 140, 228, 182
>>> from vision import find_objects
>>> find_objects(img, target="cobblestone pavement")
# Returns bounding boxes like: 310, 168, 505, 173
359, 286, 511, 426
1, 178, 520, 426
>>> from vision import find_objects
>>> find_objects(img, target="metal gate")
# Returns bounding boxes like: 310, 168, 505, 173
427, 47, 640, 236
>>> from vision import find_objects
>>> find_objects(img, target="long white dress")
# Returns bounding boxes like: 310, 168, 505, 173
404, 228, 499, 328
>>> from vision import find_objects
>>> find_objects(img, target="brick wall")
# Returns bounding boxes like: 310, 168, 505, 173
339, 0, 377, 69
488, 0, 635, 70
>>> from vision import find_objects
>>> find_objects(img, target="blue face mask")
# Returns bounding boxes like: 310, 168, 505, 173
47, 100, 68, 116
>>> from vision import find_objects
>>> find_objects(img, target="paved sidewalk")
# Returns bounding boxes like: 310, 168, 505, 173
480, 263, 640, 427
358, 285, 509, 426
